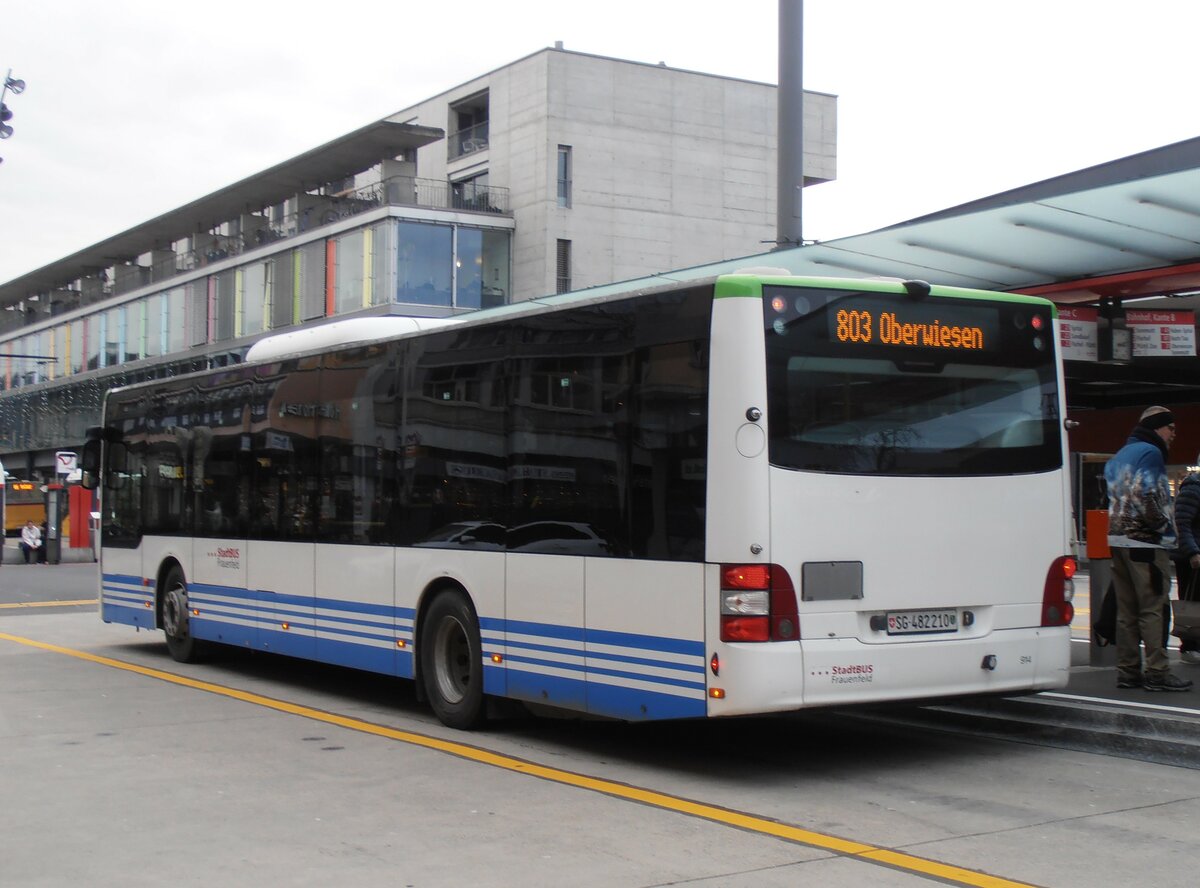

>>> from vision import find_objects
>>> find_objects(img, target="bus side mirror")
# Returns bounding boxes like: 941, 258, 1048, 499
106, 442, 128, 491
80, 439, 101, 490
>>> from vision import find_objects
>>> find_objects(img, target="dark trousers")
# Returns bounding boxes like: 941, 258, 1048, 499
1112, 547, 1172, 679
19, 542, 39, 564
1175, 558, 1199, 653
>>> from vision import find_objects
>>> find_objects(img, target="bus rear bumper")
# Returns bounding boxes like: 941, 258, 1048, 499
708, 627, 1070, 717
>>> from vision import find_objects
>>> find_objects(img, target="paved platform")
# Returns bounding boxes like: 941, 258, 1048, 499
898, 570, 1200, 768
1058, 655, 1200, 713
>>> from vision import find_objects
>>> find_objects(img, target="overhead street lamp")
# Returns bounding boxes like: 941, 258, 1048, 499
1, 68, 27, 163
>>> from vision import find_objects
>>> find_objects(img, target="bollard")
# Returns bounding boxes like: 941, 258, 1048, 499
1086, 509, 1116, 667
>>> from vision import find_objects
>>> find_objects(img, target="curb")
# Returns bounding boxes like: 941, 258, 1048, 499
843, 692, 1200, 770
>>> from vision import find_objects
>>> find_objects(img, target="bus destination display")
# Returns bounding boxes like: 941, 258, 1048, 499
765, 287, 1008, 355
830, 299, 999, 352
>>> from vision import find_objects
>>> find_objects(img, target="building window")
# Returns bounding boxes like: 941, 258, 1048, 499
297, 241, 326, 322
456, 228, 511, 310
187, 281, 208, 348
213, 269, 236, 342
70, 321, 84, 374
85, 314, 101, 371
449, 91, 489, 159
333, 230, 366, 315
557, 145, 572, 208
103, 307, 122, 368
242, 261, 270, 335
556, 239, 572, 294
165, 287, 187, 353
396, 222, 452, 306
271, 255, 295, 330
52, 325, 67, 379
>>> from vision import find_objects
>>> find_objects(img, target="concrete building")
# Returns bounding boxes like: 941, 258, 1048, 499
398, 46, 836, 297
0, 46, 837, 482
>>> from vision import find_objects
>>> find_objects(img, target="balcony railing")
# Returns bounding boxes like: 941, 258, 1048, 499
129, 175, 511, 294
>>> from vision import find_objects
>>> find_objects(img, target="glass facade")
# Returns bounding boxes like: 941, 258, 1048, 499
396, 222, 453, 306
0, 218, 511, 454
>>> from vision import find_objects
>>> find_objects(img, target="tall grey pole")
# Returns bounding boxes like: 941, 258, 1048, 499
777, 0, 804, 247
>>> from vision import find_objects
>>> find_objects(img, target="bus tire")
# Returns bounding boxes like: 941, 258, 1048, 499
420, 588, 485, 730
161, 565, 205, 663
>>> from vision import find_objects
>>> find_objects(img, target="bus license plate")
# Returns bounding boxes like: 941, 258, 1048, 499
886, 609, 958, 635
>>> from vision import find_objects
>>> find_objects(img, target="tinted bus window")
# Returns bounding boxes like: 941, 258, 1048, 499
764, 286, 1062, 476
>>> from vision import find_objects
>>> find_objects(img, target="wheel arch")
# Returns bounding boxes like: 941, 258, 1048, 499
412, 576, 476, 694
153, 557, 185, 630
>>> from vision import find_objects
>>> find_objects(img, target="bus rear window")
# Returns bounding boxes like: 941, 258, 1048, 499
763, 286, 1062, 476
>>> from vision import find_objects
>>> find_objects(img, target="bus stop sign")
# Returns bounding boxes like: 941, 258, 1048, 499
55, 451, 77, 476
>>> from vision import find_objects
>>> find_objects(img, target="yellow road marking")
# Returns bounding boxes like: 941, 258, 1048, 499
0, 599, 97, 610
0, 630, 1040, 888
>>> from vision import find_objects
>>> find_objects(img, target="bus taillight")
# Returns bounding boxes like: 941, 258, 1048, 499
720, 563, 799, 642
1041, 556, 1077, 627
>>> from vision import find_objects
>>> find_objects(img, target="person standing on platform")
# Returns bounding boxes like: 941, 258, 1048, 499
1172, 454, 1200, 665
37, 520, 48, 564
1105, 406, 1192, 691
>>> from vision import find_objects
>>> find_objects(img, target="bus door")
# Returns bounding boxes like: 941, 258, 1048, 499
247, 359, 318, 659
311, 344, 400, 675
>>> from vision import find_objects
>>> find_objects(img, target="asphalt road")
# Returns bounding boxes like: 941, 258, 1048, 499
2, 567, 1199, 888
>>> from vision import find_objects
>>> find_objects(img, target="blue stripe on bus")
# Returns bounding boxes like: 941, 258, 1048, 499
255, 626, 316, 659
102, 591, 152, 607
500, 638, 584, 660
482, 662, 505, 696
314, 624, 395, 645
586, 682, 707, 721
313, 595, 413, 619
193, 616, 256, 648
312, 613, 398, 633
101, 602, 155, 630
490, 618, 585, 643
583, 662, 706, 691
506, 669, 588, 711
101, 573, 707, 720
501, 653, 703, 693
584, 648, 706, 673
585, 626, 705, 657
504, 652, 586, 676
313, 637, 396, 674
498, 636, 704, 676
499, 617, 703, 658
103, 573, 144, 587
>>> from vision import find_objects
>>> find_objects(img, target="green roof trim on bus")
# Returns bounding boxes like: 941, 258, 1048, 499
712, 274, 1058, 317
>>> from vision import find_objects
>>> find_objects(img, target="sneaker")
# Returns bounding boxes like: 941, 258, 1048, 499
1116, 675, 1142, 689
1144, 673, 1194, 692
1180, 650, 1200, 666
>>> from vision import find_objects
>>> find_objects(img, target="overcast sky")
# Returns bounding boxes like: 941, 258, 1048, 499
1, 0, 1198, 286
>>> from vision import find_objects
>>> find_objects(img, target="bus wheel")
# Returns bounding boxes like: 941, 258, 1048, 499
161, 566, 204, 663
420, 589, 485, 729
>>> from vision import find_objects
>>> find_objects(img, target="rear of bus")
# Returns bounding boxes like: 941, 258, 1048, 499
704, 275, 1073, 715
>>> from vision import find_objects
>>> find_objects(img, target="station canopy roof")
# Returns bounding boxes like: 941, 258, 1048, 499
791, 135, 1200, 312
556, 136, 1200, 410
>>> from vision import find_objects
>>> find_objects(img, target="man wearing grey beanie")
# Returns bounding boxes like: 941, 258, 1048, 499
1104, 406, 1192, 691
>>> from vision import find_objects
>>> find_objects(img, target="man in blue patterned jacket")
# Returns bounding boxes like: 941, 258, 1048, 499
1104, 406, 1192, 691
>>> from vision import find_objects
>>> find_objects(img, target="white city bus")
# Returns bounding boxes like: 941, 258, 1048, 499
85, 274, 1075, 729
